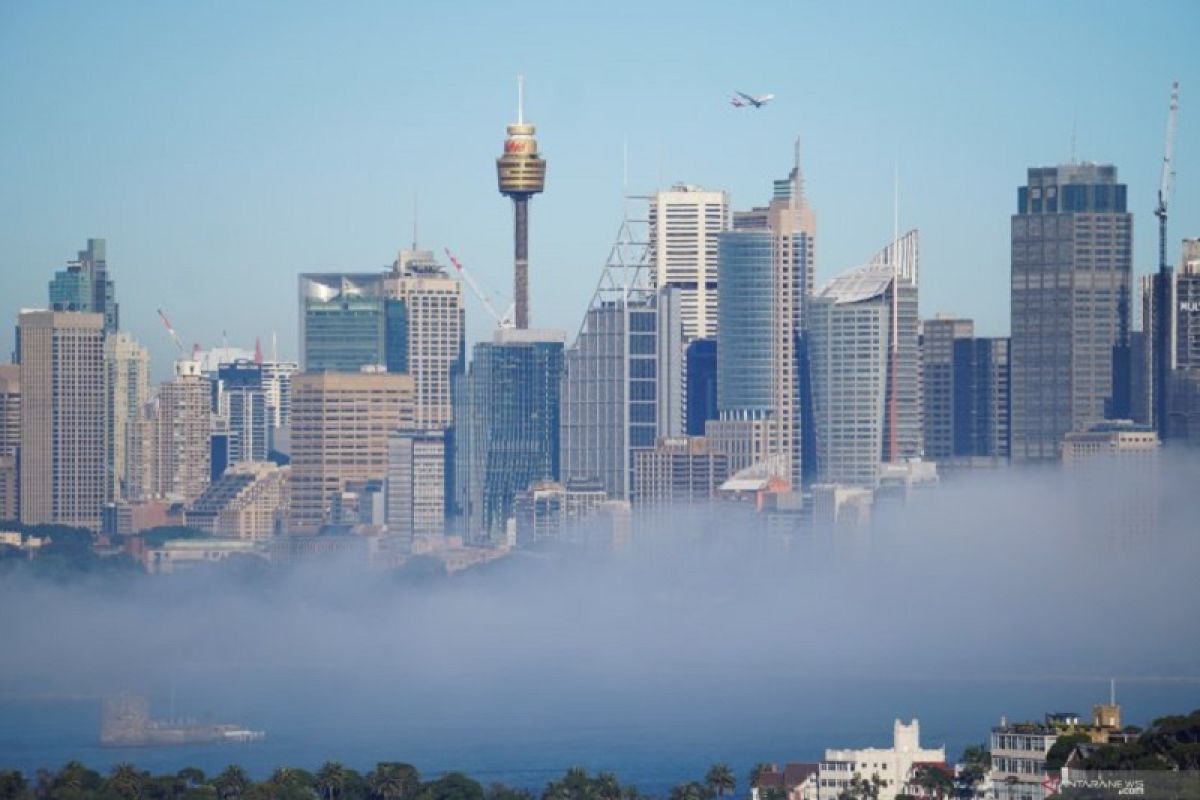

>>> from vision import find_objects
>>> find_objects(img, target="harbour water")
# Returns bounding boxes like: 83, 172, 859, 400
2, 676, 1196, 792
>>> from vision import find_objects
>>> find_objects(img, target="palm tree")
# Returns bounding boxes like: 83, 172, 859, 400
909, 765, 952, 799
316, 761, 348, 800
705, 765, 735, 799
956, 745, 990, 798
368, 762, 419, 800
213, 765, 251, 800
748, 764, 773, 791
108, 762, 145, 799
668, 781, 710, 800
595, 772, 621, 800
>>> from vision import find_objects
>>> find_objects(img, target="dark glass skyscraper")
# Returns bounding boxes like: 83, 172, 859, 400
299, 273, 407, 373
455, 329, 564, 543
48, 239, 118, 333
1010, 164, 1132, 461
685, 338, 718, 436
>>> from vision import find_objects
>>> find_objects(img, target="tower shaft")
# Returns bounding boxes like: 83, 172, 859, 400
513, 196, 530, 329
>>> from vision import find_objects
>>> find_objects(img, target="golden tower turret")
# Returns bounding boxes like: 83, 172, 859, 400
496, 75, 546, 329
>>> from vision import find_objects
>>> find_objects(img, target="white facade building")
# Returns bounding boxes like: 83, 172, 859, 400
814, 719, 944, 800
648, 185, 729, 341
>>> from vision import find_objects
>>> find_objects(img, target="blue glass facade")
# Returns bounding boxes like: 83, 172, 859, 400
685, 338, 718, 436
299, 275, 412, 374
716, 232, 774, 414
48, 239, 118, 333
456, 334, 564, 541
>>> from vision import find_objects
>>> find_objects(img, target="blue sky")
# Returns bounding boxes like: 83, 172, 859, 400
2, 0, 1198, 376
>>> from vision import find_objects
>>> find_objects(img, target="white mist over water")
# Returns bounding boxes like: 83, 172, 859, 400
1, 456, 1198, 787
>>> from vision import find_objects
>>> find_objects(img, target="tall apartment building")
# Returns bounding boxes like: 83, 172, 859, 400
48, 238, 118, 333
104, 332, 150, 502
0, 365, 20, 520
712, 153, 816, 489
289, 370, 415, 533
455, 329, 564, 542
259, 359, 298, 430
386, 428, 446, 550
19, 311, 107, 529
382, 249, 465, 429
648, 185, 730, 341
633, 436, 729, 506
152, 360, 213, 504
560, 286, 683, 500
1011, 163, 1133, 461
808, 232, 921, 489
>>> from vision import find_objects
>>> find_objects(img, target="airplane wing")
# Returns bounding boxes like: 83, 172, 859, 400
735, 91, 757, 103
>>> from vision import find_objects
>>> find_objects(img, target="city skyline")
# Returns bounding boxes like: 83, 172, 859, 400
2, 2, 1198, 378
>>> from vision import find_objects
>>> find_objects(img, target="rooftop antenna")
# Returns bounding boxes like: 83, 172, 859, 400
517, 73, 524, 124
412, 193, 419, 251
791, 135, 801, 210
271, 330, 278, 363
1111, 678, 1116, 706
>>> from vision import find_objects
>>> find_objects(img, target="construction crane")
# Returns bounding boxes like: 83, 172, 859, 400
157, 308, 187, 355
1153, 81, 1180, 437
444, 247, 515, 329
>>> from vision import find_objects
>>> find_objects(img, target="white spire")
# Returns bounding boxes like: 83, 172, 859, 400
517, 74, 525, 124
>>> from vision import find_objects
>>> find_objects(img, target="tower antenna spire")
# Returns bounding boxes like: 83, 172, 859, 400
517, 73, 524, 124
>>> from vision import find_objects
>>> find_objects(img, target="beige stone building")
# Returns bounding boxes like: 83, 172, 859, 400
128, 360, 212, 504
289, 370, 415, 533
633, 436, 728, 506
19, 311, 106, 529
186, 461, 288, 541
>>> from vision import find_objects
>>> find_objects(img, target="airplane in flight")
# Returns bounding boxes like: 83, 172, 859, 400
730, 90, 774, 109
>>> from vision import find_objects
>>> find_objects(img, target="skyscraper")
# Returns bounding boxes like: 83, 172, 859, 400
808, 232, 921, 489
215, 360, 270, 467
19, 311, 106, 529
386, 428, 446, 550
0, 365, 21, 521
299, 273, 403, 373
709, 151, 815, 488
48, 239, 118, 333
921, 318, 1011, 465
153, 360, 213, 504
1166, 239, 1200, 442
382, 249, 465, 429
104, 332, 150, 502
921, 316, 975, 462
685, 338, 718, 437
559, 218, 684, 501
1010, 163, 1132, 461
289, 370, 415, 533
648, 185, 730, 341
455, 328, 564, 542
